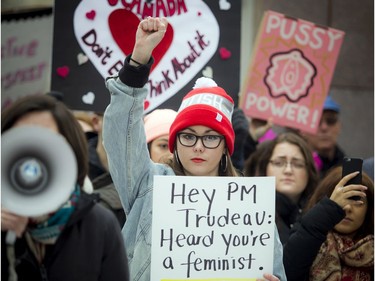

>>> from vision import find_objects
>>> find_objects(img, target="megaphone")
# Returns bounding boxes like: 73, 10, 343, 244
1, 126, 77, 217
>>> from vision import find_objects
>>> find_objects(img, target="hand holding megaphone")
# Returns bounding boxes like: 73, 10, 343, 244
1, 126, 77, 244
1, 208, 28, 244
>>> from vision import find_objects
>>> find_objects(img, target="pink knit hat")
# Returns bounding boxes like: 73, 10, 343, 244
169, 77, 235, 155
144, 109, 178, 144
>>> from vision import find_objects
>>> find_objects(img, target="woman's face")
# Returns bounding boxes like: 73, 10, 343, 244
334, 198, 368, 237
176, 125, 225, 176
266, 142, 308, 203
11, 110, 64, 219
13, 111, 58, 133
150, 134, 172, 163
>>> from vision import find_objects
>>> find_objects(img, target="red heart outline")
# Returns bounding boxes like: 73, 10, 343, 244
108, 9, 174, 72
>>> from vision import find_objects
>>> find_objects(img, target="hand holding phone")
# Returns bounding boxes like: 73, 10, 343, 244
342, 157, 363, 200
342, 157, 363, 185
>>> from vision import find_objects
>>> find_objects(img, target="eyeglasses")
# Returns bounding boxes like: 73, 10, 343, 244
320, 116, 338, 126
177, 133, 224, 149
269, 158, 306, 170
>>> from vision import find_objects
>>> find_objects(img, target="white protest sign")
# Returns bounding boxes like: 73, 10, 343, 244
2, 14, 53, 108
151, 176, 275, 280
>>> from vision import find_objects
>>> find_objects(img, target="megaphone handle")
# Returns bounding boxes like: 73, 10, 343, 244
6, 234, 18, 280
6, 231, 17, 245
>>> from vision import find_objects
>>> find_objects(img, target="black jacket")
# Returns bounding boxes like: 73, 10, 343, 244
92, 172, 126, 228
87, 134, 107, 181
1, 193, 129, 281
283, 197, 345, 281
319, 145, 346, 178
275, 192, 305, 245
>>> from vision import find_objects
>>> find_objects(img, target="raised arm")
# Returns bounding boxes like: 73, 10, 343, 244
131, 17, 168, 65
102, 17, 168, 214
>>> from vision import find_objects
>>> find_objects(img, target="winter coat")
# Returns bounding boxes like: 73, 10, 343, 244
275, 192, 306, 245
1, 192, 129, 281
92, 172, 126, 228
283, 197, 345, 281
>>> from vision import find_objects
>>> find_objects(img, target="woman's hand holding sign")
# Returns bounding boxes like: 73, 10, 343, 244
257, 273, 280, 281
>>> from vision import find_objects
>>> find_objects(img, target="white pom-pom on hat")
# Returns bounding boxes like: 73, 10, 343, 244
193, 77, 218, 89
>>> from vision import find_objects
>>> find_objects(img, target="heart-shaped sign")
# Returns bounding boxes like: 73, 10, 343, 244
56, 66, 70, 78
144, 100, 150, 111
86, 10, 96, 20
219, 47, 232, 60
82, 91, 95, 104
73, 0, 219, 113
219, 0, 231, 11
108, 9, 174, 72
202, 66, 213, 78
77, 53, 89, 65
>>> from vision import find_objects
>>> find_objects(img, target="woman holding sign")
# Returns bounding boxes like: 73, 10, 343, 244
102, 17, 286, 281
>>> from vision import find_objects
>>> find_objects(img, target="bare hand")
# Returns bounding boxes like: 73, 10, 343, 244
330, 171, 367, 207
257, 273, 280, 281
1, 208, 28, 237
131, 17, 168, 64
249, 117, 273, 141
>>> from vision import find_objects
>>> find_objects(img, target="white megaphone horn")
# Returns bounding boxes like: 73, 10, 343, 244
2, 126, 77, 243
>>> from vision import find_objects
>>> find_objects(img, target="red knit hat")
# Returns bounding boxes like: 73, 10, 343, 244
169, 77, 235, 155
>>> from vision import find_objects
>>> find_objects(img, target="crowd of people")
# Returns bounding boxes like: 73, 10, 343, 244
1, 16, 373, 281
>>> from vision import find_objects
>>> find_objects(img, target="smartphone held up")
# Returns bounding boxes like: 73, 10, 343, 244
342, 157, 363, 201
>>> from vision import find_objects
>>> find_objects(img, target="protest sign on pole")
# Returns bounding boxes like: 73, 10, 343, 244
151, 176, 275, 280
240, 10, 345, 134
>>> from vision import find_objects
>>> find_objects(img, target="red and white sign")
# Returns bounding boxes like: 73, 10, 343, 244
52, 0, 241, 112
73, 0, 219, 112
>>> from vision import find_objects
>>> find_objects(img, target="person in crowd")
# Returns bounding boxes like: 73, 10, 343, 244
243, 139, 273, 178
283, 166, 373, 281
363, 157, 374, 181
144, 108, 177, 163
102, 17, 286, 281
72, 110, 126, 227
302, 95, 346, 178
231, 107, 251, 171
73, 110, 96, 139
231, 107, 274, 172
46, 90, 64, 102
244, 132, 320, 244
1, 94, 129, 281
72, 111, 108, 181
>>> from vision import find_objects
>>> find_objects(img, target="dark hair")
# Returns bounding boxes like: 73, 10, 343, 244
305, 166, 374, 239
245, 132, 319, 203
244, 140, 273, 176
1, 94, 88, 187
147, 142, 152, 157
